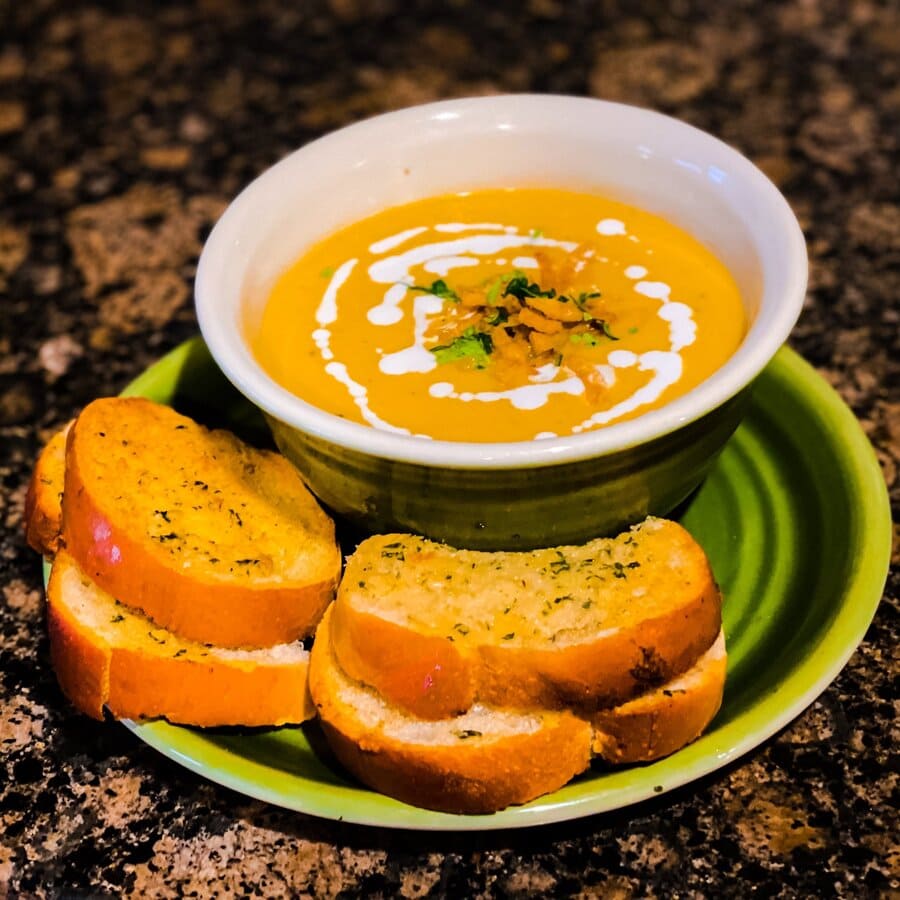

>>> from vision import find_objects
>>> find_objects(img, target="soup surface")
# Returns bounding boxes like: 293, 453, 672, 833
251, 189, 746, 442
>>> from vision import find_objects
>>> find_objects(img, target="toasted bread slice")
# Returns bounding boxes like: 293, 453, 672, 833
590, 628, 726, 763
61, 397, 341, 648
309, 606, 593, 814
24, 421, 72, 557
47, 550, 315, 726
331, 520, 721, 719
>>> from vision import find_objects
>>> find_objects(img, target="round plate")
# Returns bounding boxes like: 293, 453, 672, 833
65, 338, 890, 830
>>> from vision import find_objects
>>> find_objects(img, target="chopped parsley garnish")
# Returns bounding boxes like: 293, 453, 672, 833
403, 264, 620, 378
430, 327, 493, 368
484, 274, 509, 305
597, 320, 620, 341
409, 278, 460, 303
503, 274, 557, 302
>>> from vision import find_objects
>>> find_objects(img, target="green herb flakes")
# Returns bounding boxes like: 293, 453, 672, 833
503, 274, 556, 302
409, 278, 460, 303
430, 328, 493, 368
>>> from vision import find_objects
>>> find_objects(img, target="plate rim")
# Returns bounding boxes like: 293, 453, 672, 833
51, 339, 891, 831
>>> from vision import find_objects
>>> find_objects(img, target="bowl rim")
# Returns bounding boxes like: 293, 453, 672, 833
195, 93, 808, 469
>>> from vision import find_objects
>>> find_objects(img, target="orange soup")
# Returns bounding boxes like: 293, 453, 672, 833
250, 189, 746, 442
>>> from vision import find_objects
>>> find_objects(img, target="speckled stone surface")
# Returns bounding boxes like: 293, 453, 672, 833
1, 1, 897, 897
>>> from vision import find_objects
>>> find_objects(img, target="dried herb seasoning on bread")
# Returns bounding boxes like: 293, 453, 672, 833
26, 394, 726, 808
48, 550, 315, 727
309, 606, 594, 815
311, 605, 726, 814
330, 520, 722, 720
61, 397, 341, 648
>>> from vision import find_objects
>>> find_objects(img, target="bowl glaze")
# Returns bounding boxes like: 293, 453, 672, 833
195, 95, 807, 549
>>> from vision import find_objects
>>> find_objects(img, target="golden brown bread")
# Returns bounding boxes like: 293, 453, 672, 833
48, 550, 315, 726
589, 628, 726, 763
27, 394, 725, 809
309, 606, 594, 814
24, 421, 71, 556
331, 521, 721, 719
312, 605, 727, 813
61, 397, 341, 648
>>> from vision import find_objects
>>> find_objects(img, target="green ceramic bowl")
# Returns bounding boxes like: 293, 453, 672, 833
195, 96, 807, 549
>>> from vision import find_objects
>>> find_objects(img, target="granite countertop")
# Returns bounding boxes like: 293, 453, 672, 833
1, 1, 897, 896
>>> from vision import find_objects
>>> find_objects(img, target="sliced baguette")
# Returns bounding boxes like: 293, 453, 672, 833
309, 606, 594, 814
331, 520, 721, 719
24, 421, 71, 557
47, 550, 315, 726
61, 397, 341, 648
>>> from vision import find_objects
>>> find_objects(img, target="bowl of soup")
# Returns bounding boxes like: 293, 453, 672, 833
195, 95, 807, 549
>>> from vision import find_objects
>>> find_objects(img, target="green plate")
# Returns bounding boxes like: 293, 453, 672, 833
56, 337, 890, 830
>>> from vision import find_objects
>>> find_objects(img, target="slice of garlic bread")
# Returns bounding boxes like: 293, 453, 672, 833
331, 519, 721, 719
312, 607, 726, 814
61, 397, 341, 648
47, 550, 315, 726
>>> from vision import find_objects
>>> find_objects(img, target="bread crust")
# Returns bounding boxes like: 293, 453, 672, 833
590, 629, 726, 763
329, 601, 475, 719
47, 551, 315, 727
310, 607, 593, 815
314, 609, 726, 812
333, 521, 721, 719
24, 422, 71, 557
61, 397, 341, 648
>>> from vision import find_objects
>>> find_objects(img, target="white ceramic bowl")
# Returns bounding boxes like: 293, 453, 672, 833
195, 95, 807, 548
